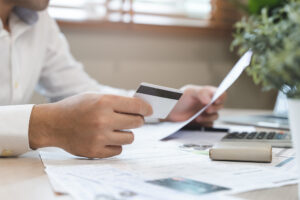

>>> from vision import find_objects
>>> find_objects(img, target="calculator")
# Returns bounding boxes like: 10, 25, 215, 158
221, 131, 292, 148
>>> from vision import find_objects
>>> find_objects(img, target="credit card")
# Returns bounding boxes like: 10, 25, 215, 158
134, 82, 183, 119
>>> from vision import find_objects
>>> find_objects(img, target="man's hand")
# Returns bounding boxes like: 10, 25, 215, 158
28, 93, 152, 158
166, 85, 226, 127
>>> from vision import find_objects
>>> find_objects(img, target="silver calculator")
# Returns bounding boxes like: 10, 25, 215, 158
221, 131, 292, 148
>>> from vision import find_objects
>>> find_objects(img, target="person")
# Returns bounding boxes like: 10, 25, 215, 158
0, 0, 226, 158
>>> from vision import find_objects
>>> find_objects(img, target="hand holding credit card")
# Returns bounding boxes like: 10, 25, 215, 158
134, 83, 183, 119
133, 51, 253, 140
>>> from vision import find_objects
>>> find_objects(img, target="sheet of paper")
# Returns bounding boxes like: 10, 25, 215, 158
177, 144, 297, 172
132, 51, 253, 140
272, 148, 297, 171
42, 149, 298, 197
45, 168, 156, 200
161, 124, 256, 146
40, 131, 298, 198
213, 124, 256, 133
162, 130, 227, 146
45, 165, 238, 200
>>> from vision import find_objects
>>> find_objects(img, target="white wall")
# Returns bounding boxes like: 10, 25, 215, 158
31, 26, 276, 109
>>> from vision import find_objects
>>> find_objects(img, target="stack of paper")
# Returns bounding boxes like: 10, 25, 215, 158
45, 165, 241, 200
41, 144, 298, 200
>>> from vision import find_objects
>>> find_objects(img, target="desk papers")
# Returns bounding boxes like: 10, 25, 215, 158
40, 130, 298, 200
132, 51, 253, 140
45, 165, 238, 200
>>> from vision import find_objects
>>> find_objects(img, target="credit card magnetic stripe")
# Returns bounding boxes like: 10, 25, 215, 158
136, 85, 182, 100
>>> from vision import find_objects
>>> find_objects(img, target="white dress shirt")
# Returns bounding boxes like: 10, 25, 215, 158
0, 8, 132, 157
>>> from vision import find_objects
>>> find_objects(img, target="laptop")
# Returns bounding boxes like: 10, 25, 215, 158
221, 91, 289, 130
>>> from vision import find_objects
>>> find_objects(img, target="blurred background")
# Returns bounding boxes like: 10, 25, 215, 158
31, 0, 276, 109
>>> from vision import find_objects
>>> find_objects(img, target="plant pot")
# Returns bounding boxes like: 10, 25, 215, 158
287, 98, 300, 198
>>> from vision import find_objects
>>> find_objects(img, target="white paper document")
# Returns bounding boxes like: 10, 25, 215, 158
40, 133, 298, 199
45, 165, 241, 200
42, 150, 298, 200
132, 51, 253, 140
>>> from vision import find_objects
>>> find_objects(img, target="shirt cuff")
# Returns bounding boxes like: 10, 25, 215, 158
0, 105, 34, 157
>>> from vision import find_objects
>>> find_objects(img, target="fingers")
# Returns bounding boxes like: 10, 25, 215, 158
91, 146, 123, 158
70, 144, 123, 159
106, 95, 153, 116
81, 131, 131, 158
196, 86, 216, 105
112, 113, 145, 130
103, 146, 123, 157
199, 122, 213, 127
106, 131, 135, 146
88, 131, 134, 158
206, 103, 224, 114
195, 112, 219, 124
195, 86, 226, 106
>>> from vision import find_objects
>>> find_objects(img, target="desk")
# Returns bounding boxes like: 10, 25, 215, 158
0, 109, 297, 200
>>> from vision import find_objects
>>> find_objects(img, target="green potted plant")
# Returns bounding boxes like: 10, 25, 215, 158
231, 0, 300, 195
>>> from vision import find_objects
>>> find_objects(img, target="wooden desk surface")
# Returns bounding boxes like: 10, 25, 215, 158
0, 109, 297, 200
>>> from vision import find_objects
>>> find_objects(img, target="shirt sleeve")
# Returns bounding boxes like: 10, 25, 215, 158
37, 11, 133, 102
0, 105, 34, 157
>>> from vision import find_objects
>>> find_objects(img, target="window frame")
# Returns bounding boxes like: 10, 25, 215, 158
49, 0, 240, 36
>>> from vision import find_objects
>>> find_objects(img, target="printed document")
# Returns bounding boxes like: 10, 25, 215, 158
45, 165, 241, 200
40, 135, 298, 198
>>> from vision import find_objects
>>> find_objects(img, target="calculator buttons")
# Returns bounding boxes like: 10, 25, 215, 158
225, 132, 238, 139
256, 132, 266, 139
246, 132, 256, 139
266, 132, 276, 139
237, 132, 247, 139
221, 131, 292, 148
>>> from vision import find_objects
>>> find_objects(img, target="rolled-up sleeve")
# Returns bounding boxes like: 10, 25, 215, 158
0, 105, 34, 157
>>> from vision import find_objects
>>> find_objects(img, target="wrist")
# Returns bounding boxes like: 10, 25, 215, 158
28, 104, 55, 149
